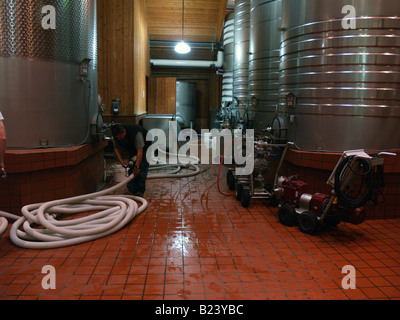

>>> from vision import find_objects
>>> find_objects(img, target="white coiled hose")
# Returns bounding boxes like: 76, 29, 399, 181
0, 217, 8, 237
148, 163, 201, 179
147, 148, 201, 179
0, 150, 202, 247
0, 174, 147, 249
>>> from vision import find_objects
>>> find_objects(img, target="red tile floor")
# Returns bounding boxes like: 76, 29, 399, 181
1, 164, 400, 300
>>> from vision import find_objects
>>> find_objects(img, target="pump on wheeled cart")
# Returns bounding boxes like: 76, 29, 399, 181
274, 150, 395, 234
227, 141, 395, 234
226, 139, 293, 208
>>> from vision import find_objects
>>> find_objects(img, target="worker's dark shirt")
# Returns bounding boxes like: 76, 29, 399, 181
115, 124, 150, 160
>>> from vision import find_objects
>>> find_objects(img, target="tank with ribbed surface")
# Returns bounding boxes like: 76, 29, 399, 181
279, 0, 400, 152
222, 13, 235, 108
0, 0, 98, 148
248, 0, 282, 134
232, 0, 251, 126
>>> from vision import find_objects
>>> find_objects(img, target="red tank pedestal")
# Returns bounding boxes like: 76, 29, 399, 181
0, 143, 106, 216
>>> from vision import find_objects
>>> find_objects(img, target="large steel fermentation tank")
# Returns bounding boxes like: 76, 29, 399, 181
0, 0, 98, 148
176, 81, 197, 129
232, 0, 250, 123
222, 13, 235, 108
279, 0, 400, 152
249, 0, 282, 134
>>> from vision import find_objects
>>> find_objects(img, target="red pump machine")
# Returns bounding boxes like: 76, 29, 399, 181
275, 150, 395, 234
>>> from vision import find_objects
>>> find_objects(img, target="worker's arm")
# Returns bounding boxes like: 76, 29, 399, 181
114, 144, 127, 167
132, 131, 145, 176
133, 148, 143, 176
0, 120, 6, 170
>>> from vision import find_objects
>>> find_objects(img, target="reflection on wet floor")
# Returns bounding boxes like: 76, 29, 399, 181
0, 163, 400, 300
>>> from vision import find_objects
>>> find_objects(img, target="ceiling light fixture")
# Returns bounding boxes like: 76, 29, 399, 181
175, 0, 191, 54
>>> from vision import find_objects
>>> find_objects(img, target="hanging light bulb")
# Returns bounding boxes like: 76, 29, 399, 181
175, 0, 191, 54
175, 40, 191, 54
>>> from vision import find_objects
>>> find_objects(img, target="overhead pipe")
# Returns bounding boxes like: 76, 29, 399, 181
150, 40, 217, 50
150, 50, 224, 69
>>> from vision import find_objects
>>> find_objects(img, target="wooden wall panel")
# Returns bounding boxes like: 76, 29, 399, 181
98, 0, 149, 120
145, 0, 228, 43
193, 79, 211, 130
134, 0, 150, 115
148, 78, 177, 115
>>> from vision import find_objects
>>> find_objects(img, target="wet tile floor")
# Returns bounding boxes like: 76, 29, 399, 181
0, 164, 400, 300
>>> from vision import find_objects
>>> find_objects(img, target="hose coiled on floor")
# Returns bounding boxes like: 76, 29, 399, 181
0, 174, 147, 249
148, 163, 200, 179
0, 217, 8, 237
0, 150, 202, 245
148, 149, 201, 179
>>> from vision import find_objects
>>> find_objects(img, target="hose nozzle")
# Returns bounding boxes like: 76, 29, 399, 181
128, 156, 137, 169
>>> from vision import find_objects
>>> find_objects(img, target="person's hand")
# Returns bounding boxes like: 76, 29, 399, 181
122, 163, 128, 168
1, 164, 6, 179
133, 166, 140, 177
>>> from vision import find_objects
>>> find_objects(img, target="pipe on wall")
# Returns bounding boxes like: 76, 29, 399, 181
150, 51, 224, 68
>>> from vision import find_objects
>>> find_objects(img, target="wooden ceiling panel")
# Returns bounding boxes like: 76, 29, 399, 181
145, 0, 228, 43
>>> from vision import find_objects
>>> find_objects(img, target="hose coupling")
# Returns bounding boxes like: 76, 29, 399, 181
128, 156, 137, 169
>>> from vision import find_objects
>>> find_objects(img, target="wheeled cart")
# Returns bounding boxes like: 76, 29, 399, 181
275, 150, 395, 234
227, 142, 292, 208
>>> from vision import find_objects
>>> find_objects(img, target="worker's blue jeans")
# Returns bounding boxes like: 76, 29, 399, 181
127, 158, 149, 195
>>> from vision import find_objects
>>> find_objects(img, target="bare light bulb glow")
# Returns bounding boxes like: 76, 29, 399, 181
175, 41, 191, 54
